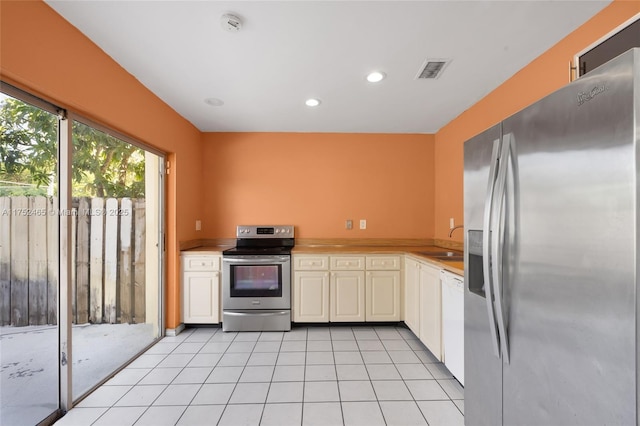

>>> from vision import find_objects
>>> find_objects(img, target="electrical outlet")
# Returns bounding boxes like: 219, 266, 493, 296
360, 219, 367, 230
450, 217, 455, 229
346, 219, 353, 230
195, 220, 201, 231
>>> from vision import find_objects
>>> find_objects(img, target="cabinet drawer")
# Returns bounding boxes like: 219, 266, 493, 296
294, 255, 329, 270
366, 255, 401, 270
182, 255, 220, 271
330, 256, 365, 270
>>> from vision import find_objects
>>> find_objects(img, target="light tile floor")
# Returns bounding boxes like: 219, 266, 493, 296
55, 325, 464, 426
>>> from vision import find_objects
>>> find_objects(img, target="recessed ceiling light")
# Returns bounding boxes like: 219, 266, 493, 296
305, 98, 320, 107
366, 71, 386, 83
204, 97, 224, 107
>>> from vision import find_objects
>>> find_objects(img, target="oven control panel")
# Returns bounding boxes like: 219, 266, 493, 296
236, 225, 295, 238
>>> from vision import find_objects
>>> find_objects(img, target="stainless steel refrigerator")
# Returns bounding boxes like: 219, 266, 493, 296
464, 47, 639, 425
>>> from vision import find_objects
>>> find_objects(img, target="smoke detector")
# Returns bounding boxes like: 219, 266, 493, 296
221, 13, 242, 32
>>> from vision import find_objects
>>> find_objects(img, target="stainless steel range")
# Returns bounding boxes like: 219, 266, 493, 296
222, 225, 294, 332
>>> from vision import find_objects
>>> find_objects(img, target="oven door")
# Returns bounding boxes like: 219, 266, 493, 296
222, 255, 291, 310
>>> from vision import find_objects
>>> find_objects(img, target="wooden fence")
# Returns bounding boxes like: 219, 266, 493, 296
0, 196, 146, 326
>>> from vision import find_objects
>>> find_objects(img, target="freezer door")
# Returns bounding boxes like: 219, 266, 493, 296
463, 123, 503, 425
501, 49, 638, 425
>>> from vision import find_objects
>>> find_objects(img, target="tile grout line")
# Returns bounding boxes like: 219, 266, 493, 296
380, 326, 427, 426
359, 326, 389, 426
145, 328, 208, 425
210, 329, 245, 426
300, 333, 307, 426
86, 328, 199, 426
399, 326, 434, 425
173, 327, 224, 425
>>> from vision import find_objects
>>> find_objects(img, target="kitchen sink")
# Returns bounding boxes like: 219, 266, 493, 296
433, 255, 464, 262
416, 251, 464, 262
417, 251, 461, 257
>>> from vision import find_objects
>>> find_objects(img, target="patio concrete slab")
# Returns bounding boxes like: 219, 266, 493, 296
1, 323, 154, 426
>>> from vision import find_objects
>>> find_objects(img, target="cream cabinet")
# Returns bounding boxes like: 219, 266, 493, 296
419, 260, 443, 361
366, 255, 401, 271
181, 253, 221, 324
294, 255, 329, 271
403, 257, 421, 335
293, 256, 330, 322
366, 271, 401, 321
293, 254, 401, 323
330, 257, 366, 322
331, 256, 365, 270
294, 271, 330, 322
402, 256, 443, 361
365, 255, 401, 321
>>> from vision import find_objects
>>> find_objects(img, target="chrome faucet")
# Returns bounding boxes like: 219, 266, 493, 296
449, 225, 464, 238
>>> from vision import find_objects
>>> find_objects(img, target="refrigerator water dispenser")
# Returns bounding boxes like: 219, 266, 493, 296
467, 230, 485, 297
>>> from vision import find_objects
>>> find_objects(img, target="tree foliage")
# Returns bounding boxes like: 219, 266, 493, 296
0, 97, 57, 194
0, 96, 145, 197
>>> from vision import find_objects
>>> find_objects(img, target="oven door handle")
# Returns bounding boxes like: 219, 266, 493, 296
224, 310, 290, 317
223, 256, 290, 264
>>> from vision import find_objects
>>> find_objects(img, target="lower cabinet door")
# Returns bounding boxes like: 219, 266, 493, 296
404, 259, 421, 334
183, 271, 219, 323
294, 271, 330, 322
419, 264, 442, 360
366, 271, 400, 321
330, 271, 365, 322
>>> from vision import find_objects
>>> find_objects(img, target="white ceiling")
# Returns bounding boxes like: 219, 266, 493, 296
45, 0, 611, 134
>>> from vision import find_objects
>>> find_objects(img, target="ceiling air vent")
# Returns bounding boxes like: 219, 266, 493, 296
416, 59, 450, 79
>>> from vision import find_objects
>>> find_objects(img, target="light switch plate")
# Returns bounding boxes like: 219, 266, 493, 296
360, 219, 367, 230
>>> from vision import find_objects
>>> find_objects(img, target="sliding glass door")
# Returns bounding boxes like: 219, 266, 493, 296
0, 92, 60, 425
71, 119, 162, 399
0, 84, 164, 422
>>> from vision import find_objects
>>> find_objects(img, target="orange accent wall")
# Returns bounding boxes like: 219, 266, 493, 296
0, 0, 204, 329
434, 0, 640, 242
202, 132, 435, 239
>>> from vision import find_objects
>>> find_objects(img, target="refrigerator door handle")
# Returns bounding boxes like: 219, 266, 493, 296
482, 138, 501, 358
492, 133, 511, 364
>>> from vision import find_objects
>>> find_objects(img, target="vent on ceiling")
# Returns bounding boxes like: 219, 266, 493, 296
416, 59, 450, 79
